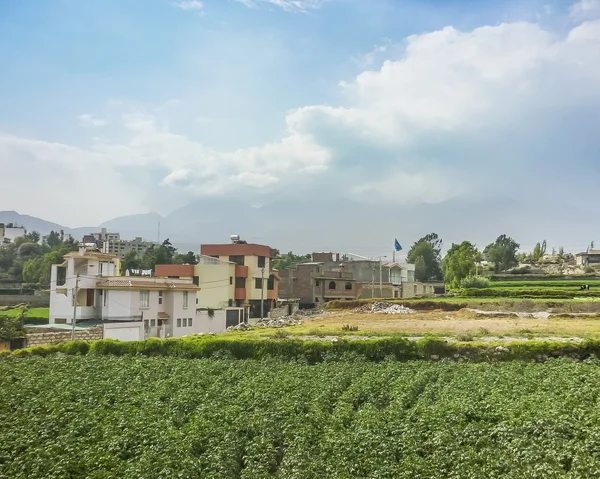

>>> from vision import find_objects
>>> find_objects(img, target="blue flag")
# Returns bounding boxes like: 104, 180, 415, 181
394, 239, 402, 252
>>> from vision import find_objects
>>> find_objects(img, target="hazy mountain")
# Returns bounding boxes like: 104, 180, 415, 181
2, 197, 597, 255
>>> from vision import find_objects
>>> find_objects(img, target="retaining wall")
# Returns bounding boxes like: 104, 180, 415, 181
25, 327, 104, 347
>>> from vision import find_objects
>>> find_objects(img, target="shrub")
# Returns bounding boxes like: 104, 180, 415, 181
456, 332, 475, 342
460, 275, 491, 289
341, 324, 359, 332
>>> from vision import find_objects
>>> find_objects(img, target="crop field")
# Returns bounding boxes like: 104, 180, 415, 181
3, 356, 600, 478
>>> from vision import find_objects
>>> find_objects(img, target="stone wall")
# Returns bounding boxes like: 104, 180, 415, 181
0, 294, 50, 307
25, 327, 104, 347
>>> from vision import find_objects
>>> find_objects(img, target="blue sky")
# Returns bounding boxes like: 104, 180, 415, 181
1, 0, 599, 250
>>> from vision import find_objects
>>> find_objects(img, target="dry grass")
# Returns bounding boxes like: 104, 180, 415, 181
280, 310, 600, 339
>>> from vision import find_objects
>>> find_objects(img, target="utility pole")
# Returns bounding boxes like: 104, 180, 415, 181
71, 273, 79, 340
260, 266, 265, 320
371, 265, 375, 298
379, 259, 383, 298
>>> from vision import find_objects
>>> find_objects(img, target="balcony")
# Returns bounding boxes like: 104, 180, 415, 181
234, 288, 246, 300
235, 265, 248, 278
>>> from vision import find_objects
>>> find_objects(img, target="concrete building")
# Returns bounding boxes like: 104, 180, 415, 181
81, 228, 120, 249
279, 252, 433, 308
200, 240, 279, 318
0, 224, 26, 245
576, 250, 600, 267
155, 239, 279, 319
48, 246, 212, 341
102, 236, 156, 260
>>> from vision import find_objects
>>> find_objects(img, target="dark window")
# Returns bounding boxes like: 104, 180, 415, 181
230, 276, 233, 285
177, 318, 181, 327
235, 277, 245, 288
86, 289, 94, 306
258, 256, 266, 268
151, 319, 156, 327
316, 280, 320, 286
229, 255, 245, 266
255, 278, 263, 289
183, 318, 188, 327
158, 291, 163, 305
329, 281, 336, 290
267, 274, 275, 291
56, 266, 66, 286
188, 318, 193, 327
228, 299, 233, 307
193, 276, 199, 286
345, 282, 352, 290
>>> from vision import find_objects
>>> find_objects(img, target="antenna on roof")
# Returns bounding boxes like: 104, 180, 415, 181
157, 219, 161, 244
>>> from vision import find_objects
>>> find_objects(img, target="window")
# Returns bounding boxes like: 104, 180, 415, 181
235, 277, 245, 288
316, 280, 320, 286
228, 299, 233, 307
188, 318, 193, 327
183, 291, 189, 308
140, 290, 150, 309
255, 278, 263, 289
258, 256, 266, 268
103, 290, 108, 307
183, 318, 188, 327
144, 319, 149, 328
177, 318, 181, 327
196, 298, 199, 305
193, 276, 199, 286
151, 319, 156, 327
230, 277, 233, 285
345, 282, 352, 290
329, 281, 336, 290
267, 275, 275, 291
56, 266, 66, 286
229, 255, 245, 266
158, 291, 163, 305
86, 289, 94, 307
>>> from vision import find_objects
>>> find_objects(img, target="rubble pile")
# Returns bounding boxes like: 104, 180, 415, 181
226, 317, 304, 331
355, 302, 415, 315
254, 318, 304, 328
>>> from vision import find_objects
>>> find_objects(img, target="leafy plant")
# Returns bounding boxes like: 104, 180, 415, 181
460, 275, 491, 289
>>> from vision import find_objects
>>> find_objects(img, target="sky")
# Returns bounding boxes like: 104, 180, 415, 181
1, 0, 600, 243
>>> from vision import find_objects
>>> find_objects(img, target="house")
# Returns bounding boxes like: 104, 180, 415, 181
278, 252, 433, 307
102, 236, 156, 260
49, 246, 211, 341
576, 250, 600, 267
155, 238, 279, 319
0, 224, 26, 245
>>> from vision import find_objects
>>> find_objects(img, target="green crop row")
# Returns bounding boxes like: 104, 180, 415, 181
489, 281, 600, 288
460, 288, 600, 299
3, 335, 600, 363
4, 356, 600, 478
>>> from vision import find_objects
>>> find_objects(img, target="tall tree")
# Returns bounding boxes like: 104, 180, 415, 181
442, 241, 479, 288
44, 231, 61, 248
174, 251, 199, 265
483, 235, 520, 273
121, 250, 141, 274
142, 239, 177, 270
273, 252, 312, 270
407, 233, 443, 280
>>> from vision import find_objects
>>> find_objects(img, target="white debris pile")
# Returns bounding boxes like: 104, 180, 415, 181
254, 318, 304, 328
227, 323, 253, 332
355, 302, 415, 315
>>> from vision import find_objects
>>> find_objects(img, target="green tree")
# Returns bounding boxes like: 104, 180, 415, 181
407, 233, 443, 280
483, 235, 520, 273
273, 252, 312, 270
414, 256, 427, 282
174, 251, 199, 265
0, 311, 25, 341
45, 230, 61, 248
122, 250, 141, 274
142, 239, 178, 270
442, 241, 479, 289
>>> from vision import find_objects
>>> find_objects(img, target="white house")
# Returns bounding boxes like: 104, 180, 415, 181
49, 246, 224, 341
0, 225, 26, 245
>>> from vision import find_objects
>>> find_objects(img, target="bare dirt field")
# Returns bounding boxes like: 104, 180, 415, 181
282, 308, 600, 339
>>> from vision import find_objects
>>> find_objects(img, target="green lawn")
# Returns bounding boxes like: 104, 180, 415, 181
0, 307, 49, 319
3, 356, 600, 478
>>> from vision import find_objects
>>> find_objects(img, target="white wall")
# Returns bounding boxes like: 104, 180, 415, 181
104, 322, 144, 341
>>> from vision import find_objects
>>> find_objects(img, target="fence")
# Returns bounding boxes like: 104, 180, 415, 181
25, 327, 104, 347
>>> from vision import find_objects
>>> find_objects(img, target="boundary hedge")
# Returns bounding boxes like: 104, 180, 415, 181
2, 336, 599, 363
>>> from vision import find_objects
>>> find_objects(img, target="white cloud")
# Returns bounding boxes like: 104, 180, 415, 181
233, 0, 326, 12
4, 3, 600, 222
569, 0, 600, 20
78, 114, 107, 127
173, 1, 204, 14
